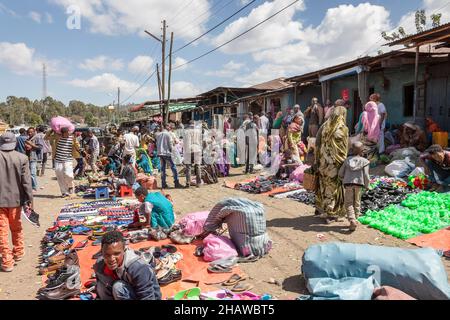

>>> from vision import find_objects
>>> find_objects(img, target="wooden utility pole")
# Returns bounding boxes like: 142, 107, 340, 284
117, 87, 120, 123
156, 63, 162, 117
166, 31, 174, 125
161, 20, 167, 125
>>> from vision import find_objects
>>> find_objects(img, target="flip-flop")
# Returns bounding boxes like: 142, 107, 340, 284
74, 239, 89, 250
210, 257, 238, 268
237, 255, 259, 263
222, 274, 247, 286
162, 244, 177, 253
207, 265, 232, 273
230, 282, 253, 293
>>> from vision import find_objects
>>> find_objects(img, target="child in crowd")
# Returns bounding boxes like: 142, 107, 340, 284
104, 157, 117, 175
338, 141, 370, 231
109, 154, 139, 193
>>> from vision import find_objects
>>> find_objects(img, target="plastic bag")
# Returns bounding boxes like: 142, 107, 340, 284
202, 234, 238, 262
384, 158, 415, 178
50, 116, 75, 134
409, 167, 425, 177
289, 164, 310, 183
178, 211, 209, 237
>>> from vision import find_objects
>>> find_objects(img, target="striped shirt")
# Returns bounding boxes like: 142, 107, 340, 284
204, 198, 272, 257
55, 136, 73, 163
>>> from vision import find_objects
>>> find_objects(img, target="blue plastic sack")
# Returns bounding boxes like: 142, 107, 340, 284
301, 242, 450, 300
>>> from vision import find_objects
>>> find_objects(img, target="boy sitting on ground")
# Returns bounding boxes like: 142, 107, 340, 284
130, 187, 175, 230
94, 231, 161, 300
109, 154, 138, 193
338, 141, 370, 231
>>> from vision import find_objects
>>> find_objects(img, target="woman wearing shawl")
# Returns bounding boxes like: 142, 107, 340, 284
400, 122, 428, 152
359, 101, 380, 160
272, 111, 283, 130
315, 100, 349, 222
285, 114, 305, 163
136, 148, 153, 174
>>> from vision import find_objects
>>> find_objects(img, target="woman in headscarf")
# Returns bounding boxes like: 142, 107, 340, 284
400, 122, 428, 152
272, 111, 284, 130
356, 101, 380, 161
315, 100, 349, 223
136, 148, 153, 174
285, 114, 305, 163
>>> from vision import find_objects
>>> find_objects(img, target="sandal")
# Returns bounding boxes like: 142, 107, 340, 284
173, 287, 201, 300
238, 255, 259, 263
230, 282, 253, 293
74, 239, 89, 250
207, 264, 232, 273
222, 274, 247, 286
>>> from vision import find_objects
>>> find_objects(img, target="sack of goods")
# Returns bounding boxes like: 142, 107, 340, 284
50, 116, 75, 134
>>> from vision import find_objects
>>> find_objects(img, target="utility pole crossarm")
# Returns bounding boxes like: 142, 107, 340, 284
145, 30, 162, 43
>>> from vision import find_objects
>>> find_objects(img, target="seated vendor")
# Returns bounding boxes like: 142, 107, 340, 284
104, 157, 117, 175
132, 187, 175, 229
136, 148, 153, 174
420, 144, 450, 192
94, 231, 161, 300
109, 154, 138, 191
400, 122, 428, 152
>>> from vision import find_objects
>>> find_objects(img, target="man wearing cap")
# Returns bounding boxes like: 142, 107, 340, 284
0, 132, 33, 272
123, 126, 140, 164
420, 144, 450, 192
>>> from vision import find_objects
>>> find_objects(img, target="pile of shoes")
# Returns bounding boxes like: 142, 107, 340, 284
361, 184, 417, 214
39, 229, 76, 275
37, 264, 82, 300
288, 191, 316, 205
138, 245, 183, 286
235, 177, 289, 194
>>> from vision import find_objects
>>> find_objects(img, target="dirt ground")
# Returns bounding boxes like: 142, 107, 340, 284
0, 165, 449, 300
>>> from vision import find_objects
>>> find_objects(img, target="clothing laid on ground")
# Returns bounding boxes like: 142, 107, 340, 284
204, 198, 272, 257
315, 106, 349, 218
94, 249, 161, 300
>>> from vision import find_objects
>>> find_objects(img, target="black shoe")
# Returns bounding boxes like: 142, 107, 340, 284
159, 269, 182, 286
174, 182, 183, 189
22, 207, 40, 227
162, 184, 169, 189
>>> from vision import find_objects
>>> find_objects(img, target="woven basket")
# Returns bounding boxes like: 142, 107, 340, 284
303, 172, 318, 191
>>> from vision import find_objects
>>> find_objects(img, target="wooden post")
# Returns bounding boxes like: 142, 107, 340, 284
156, 63, 162, 117
166, 31, 174, 125
161, 20, 166, 125
413, 45, 420, 123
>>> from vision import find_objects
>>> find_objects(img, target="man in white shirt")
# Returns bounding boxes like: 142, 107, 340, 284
370, 94, 387, 154
259, 112, 269, 137
123, 126, 140, 163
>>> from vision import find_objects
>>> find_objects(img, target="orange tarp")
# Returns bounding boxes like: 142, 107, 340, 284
406, 227, 450, 251
66, 235, 241, 299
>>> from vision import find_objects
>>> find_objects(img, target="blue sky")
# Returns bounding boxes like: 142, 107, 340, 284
0, 0, 448, 106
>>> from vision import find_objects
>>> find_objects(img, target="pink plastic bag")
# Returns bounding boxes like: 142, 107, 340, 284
50, 116, 75, 134
202, 234, 238, 262
178, 211, 209, 237
289, 164, 310, 183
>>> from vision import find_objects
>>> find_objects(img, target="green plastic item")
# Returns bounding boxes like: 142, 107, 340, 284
359, 192, 450, 240
173, 287, 201, 300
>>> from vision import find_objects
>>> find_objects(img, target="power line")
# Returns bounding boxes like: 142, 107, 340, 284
172, 0, 300, 71
173, 0, 237, 39
169, 0, 196, 23
173, 0, 259, 54
121, 69, 157, 104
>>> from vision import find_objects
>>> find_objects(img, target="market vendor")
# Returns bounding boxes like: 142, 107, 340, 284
132, 187, 175, 229
198, 198, 272, 260
420, 144, 450, 192
109, 154, 138, 191
400, 122, 428, 152
94, 231, 161, 300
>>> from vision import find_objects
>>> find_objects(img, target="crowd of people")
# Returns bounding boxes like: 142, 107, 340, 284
0, 95, 448, 292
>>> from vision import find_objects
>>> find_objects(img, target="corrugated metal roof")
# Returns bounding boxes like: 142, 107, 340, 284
250, 77, 292, 90
386, 22, 450, 46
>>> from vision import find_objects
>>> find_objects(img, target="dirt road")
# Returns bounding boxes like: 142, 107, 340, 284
0, 166, 448, 300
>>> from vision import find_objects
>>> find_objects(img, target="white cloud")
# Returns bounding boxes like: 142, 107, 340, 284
45, 12, 54, 23
79, 55, 124, 71
0, 3, 18, 17
173, 57, 188, 71
235, 3, 392, 85
50, 0, 212, 40
69, 73, 152, 97
128, 55, 154, 74
206, 60, 246, 78
171, 81, 202, 98
213, 0, 306, 54
0, 42, 65, 76
397, 0, 450, 35
29, 11, 42, 23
